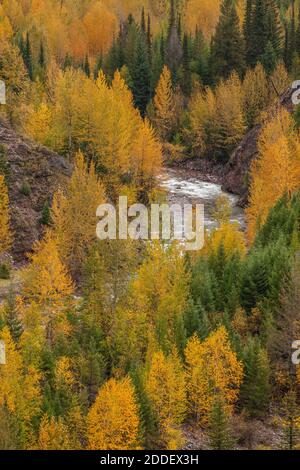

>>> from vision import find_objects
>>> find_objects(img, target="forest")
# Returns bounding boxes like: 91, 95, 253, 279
0, 0, 300, 452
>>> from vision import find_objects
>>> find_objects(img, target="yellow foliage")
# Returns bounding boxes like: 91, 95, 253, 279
185, 327, 243, 425
246, 109, 300, 242
203, 222, 246, 258
38, 415, 71, 450
146, 350, 186, 449
153, 66, 176, 140
242, 63, 269, 128
51, 151, 105, 276
0, 174, 12, 255
0, 327, 41, 432
87, 376, 140, 450
83, 1, 117, 56
23, 102, 52, 146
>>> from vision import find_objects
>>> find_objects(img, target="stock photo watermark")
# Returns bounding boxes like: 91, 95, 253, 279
96, 196, 205, 251
0, 80, 6, 105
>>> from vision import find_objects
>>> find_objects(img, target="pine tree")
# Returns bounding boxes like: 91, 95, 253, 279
39, 41, 45, 69
3, 290, 23, 343
140, 6, 146, 34
165, 0, 183, 76
181, 34, 192, 96
83, 55, 90, 77
131, 34, 151, 117
280, 390, 300, 450
244, 0, 255, 66
211, 0, 245, 79
208, 396, 234, 450
241, 338, 270, 416
23, 33, 33, 80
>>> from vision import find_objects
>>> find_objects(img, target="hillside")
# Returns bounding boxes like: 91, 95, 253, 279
0, 121, 72, 261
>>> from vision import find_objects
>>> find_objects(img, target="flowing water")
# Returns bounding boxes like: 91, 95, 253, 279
158, 167, 245, 231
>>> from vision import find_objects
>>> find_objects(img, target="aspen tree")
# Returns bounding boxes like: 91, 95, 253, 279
0, 174, 11, 255
87, 376, 141, 450
153, 65, 176, 140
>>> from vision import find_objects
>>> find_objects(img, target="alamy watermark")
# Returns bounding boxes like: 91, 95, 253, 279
0, 80, 6, 105
96, 196, 205, 251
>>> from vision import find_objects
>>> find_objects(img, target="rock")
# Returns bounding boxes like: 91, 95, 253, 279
0, 120, 72, 262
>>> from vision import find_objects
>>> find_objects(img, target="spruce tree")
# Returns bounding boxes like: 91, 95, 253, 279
23, 33, 33, 80
3, 290, 23, 343
208, 396, 234, 450
241, 337, 270, 416
211, 0, 245, 79
181, 34, 192, 96
165, 0, 183, 76
244, 0, 255, 66
83, 55, 90, 77
131, 35, 151, 117
39, 41, 46, 69
140, 7, 146, 34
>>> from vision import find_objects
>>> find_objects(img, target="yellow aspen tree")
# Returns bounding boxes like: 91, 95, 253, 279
38, 415, 71, 450
185, 327, 243, 425
203, 222, 246, 259
19, 300, 45, 368
51, 151, 105, 277
0, 327, 41, 444
0, 15, 13, 40
0, 40, 29, 125
22, 230, 74, 345
52, 68, 82, 154
83, 1, 117, 56
242, 63, 269, 128
213, 72, 246, 156
246, 109, 300, 242
188, 87, 217, 156
23, 102, 52, 147
132, 119, 162, 192
270, 60, 289, 100
87, 376, 141, 450
153, 66, 176, 140
0, 174, 12, 255
125, 242, 190, 355
145, 350, 187, 449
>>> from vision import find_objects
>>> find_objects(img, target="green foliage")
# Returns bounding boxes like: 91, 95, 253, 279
20, 181, 31, 196
208, 396, 235, 450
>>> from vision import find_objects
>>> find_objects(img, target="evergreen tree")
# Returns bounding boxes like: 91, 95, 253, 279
3, 290, 23, 343
208, 396, 234, 450
94, 54, 103, 80
83, 55, 90, 77
40, 201, 51, 226
23, 33, 33, 80
165, 0, 183, 77
181, 34, 192, 96
130, 34, 151, 117
244, 0, 255, 66
141, 7, 146, 34
39, 41, 45, 69
211, 0, 245, 79
147, 14, 152, 63
241, 338, 270, 416
281, 390, 300, 450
